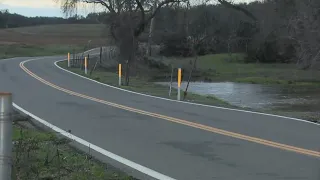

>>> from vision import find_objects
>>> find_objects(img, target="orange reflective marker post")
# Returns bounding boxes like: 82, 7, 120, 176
118, 64, 122, 86
84, 57, 88, 74
177, 68, 182, 100
67, 52, 70, 67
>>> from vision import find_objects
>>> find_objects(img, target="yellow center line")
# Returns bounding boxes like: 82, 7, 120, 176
20, 61, 320, 158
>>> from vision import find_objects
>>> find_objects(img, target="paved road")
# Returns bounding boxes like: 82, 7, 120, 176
0, 55, 319, 180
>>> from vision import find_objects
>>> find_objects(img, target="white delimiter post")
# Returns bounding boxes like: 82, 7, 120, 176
0, 92, 13, 180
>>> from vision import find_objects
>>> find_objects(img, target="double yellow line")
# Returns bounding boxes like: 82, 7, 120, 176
20, 60, 320, 158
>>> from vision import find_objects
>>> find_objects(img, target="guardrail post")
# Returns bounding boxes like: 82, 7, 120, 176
177, 68, 182, 101
0, 92, 13, 180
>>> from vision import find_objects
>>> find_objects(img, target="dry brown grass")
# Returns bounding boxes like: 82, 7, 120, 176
0, 24, 107, 47
0, 24, 109, 58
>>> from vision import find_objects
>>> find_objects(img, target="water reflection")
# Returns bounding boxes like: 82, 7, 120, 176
156, 81, 318, 110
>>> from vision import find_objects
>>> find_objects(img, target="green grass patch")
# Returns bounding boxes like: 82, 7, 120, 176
0, 44, 83, 59
12, 124, 135, 180
235, 77, 320, 86
235, 77, 289, 84
57, 61, 232, 107
164, 53, 320, 86
236, 77, 320, 86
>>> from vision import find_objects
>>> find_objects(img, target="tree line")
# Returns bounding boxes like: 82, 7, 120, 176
57, 0, 320, 69
151, 0, 320, 68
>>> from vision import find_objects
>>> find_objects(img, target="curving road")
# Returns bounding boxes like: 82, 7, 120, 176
0, 55, 319, 180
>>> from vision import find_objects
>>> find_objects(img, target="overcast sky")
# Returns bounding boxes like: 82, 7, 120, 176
1, 0, 256, 17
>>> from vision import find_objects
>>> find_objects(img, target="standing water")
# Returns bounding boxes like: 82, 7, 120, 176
156, 81, 319, 110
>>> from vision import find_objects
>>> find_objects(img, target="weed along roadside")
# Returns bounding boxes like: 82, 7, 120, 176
11, 114, 138, 180
11, 120, 137, 179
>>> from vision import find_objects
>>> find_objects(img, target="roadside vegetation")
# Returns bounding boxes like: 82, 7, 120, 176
12, 116, 136, 180
57, 60, 232, 107
156, 53, 320, 86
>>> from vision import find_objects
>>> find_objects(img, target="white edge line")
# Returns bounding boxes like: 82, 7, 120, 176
12, 103, 176, 180
54, 59, 319, 126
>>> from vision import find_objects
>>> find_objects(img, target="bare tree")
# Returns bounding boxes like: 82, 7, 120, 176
287, 0, 320, 69
217, 0, 257, 22
146, 0, 158, 56
57, 0, 187, 85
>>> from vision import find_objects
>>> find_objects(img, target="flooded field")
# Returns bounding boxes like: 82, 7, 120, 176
156, 82, 320, 119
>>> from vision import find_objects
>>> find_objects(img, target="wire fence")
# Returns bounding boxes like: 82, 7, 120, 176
70, 46, 118, 69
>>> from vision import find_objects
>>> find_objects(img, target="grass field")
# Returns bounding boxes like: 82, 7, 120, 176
0, 44, 85, 59
164, 53, 320, 86
0, 24, 106, 59
0, 24, 106, 45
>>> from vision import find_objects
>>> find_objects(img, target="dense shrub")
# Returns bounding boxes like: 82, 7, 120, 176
159, 33, 192, 57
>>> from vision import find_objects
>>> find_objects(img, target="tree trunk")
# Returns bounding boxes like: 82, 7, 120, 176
146, 1, 157, 56
115, 24, 138, 86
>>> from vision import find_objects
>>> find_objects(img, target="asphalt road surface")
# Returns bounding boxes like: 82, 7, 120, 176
0, 55, 319, 180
